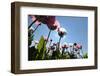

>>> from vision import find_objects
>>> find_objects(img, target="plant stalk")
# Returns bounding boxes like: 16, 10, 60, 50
46, 30, 51, 44
28, 18, 38, 29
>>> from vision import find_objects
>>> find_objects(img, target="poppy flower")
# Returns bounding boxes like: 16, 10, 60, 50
46, 16, 58, 30
62, 44, 68, 49
53, 43, 57, 46
50, 46, 56, 50
76, 44, 82, 49
45, 17, 60, 44
58, 27, 67, 37
47, 16, 55, 25
64, 44, 69, 49
58, 27, 67, 50
35, 16, 60, 31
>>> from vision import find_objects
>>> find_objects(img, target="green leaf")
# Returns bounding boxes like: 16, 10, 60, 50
36, 36, 46, 59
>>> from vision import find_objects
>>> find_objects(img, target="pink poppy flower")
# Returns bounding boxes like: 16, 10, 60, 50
76, 44, 82, 49
47, 16, 55, 25
54, 20, 61, 31
62, 44, 69, 49
46, 16, 60, 30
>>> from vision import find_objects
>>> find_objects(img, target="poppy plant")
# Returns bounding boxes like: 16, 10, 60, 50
76, 44, 83, 56
29, 15, 60, 44
76, 44, 82, 49
58, 27, 67, 37
58, 27, 67, 50
46, 17, 60, 44
63, 44, 69, 49
46, 16, 56, 30
61, 44, 69, 56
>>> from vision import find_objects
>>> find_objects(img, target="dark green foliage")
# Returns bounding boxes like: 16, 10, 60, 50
36, 36, 46, 60
28, 46, 38, 60
28, 36, 47, 60
69, 52, 77, 59
51, 51, 58, 59
83, 53, 88, 58
28, 29, 34, 46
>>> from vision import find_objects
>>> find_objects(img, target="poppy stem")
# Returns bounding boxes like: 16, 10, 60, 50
46, 40, 52, 54
49, 41, 52, 47
62, 48, 65, 57
58, 37, 61, 49
33, 24, 40, 33
81, 49, 84, 58
46, 30, 51, 44
28, 18, 38, 29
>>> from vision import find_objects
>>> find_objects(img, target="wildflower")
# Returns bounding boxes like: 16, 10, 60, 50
73, 43, 83, 58
58, 27, 67, 50
63, 44, 69, 49
76, 44, 82, 49
46, 16, 58, 30
43, 16, 60, 44
58, 27, 67, 37
73, 43, 82, 50
73, 43, 78, 51
61, 44, 68, 57
53, 43, 57, 46
50, 46, 56, 50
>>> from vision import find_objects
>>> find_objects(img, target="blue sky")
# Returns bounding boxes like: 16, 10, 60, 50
28, 15, 88, 53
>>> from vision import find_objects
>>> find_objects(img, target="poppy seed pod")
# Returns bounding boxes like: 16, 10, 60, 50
73, 43, 77, 46
50, 39, 52, 42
